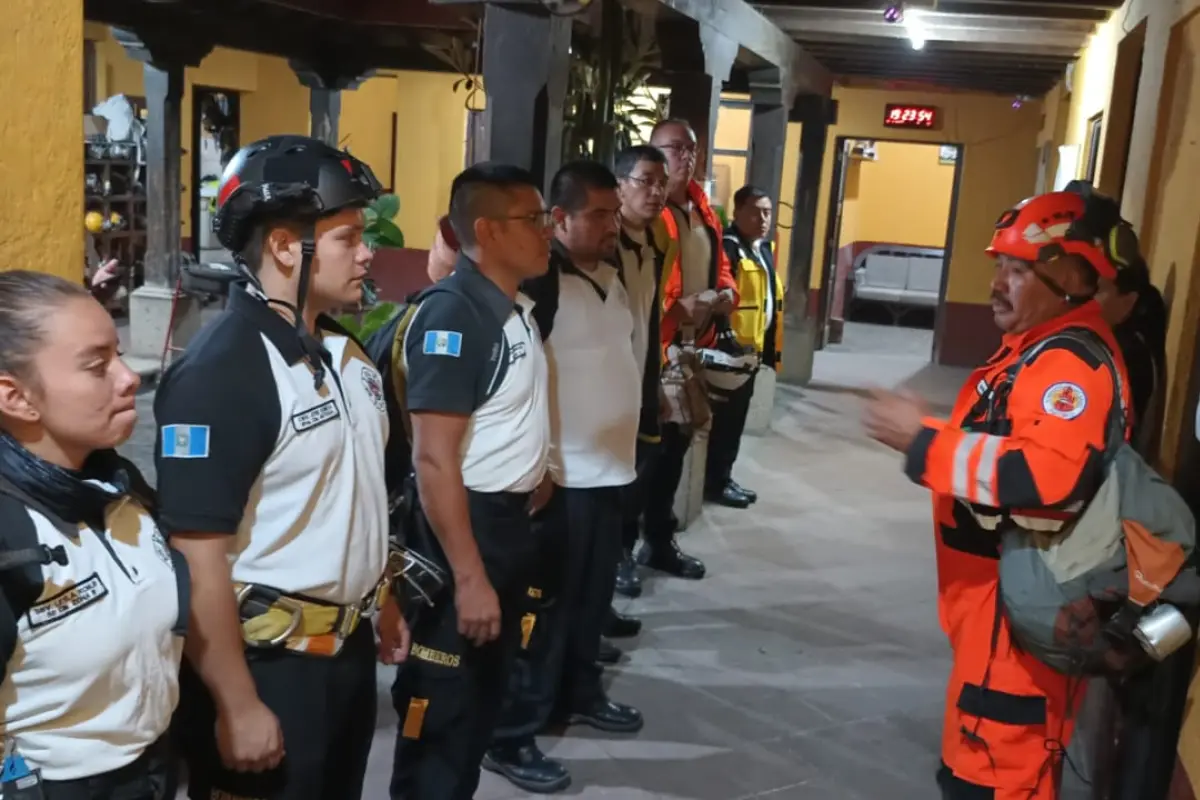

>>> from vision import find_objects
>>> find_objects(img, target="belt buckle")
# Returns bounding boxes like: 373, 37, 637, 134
237, 584, 304, 649
338, 604, 362, 638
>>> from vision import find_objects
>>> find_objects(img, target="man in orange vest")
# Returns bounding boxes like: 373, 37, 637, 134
633, 119, 738, 580
863, 189, 1136, 799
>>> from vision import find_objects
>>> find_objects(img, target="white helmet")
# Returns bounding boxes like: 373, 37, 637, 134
698, 346, 758, 393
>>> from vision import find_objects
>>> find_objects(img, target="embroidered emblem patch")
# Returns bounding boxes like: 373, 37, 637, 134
1042, 382, 1087, 420
291, 399, 340, 433
160, 424, 210, 459
27, 573, 108, 630
422, 330, 462, 357
361, 364, 387, 412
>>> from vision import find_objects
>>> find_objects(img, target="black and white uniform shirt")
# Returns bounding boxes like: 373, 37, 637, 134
153, 284, 390, 606
0, 470, 185, 780
402, 265, 550, 494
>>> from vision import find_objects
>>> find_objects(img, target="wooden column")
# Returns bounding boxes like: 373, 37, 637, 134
479, 4, 571, 191
778, 93, 835, 386
746, 67, 789, 237
663, 25, 736, 182
290, 62, 373, 148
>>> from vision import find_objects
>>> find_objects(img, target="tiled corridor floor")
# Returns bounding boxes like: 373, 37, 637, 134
128, 341, 957, 798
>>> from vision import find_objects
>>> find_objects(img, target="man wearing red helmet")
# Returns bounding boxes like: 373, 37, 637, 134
863, 187, 1137, 799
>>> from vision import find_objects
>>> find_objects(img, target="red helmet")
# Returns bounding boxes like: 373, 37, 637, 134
987, 190, 1131, 280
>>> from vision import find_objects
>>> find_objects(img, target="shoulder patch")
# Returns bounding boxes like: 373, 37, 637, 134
422, 330, 463, 358
1042, 382, 1087, 420
160, 424, 210, 459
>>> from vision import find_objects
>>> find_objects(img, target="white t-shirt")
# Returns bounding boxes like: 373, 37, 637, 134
545, 265, 640, 488
671, 204, 714, 295
618, 226, 658, 380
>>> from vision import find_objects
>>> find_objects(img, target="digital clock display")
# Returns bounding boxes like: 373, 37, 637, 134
884, 104, 938, 129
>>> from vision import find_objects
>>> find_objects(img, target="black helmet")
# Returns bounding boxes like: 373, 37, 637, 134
213, 134, 382, 255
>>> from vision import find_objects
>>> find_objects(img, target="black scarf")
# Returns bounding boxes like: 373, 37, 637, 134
0, 433, 132, 531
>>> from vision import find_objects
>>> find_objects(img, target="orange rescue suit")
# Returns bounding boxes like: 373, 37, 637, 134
659, 180, 738, 350
904, 302, 1132, 799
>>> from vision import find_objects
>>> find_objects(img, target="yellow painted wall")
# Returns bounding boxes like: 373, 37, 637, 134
837, 142, 954, 249
390, 72, 469, 249
810, 85, 1043, 305
1065, 13, 1122, 187
1141, 9, 1200, 476
87, 24, 466, 250
2, 0, 84, 280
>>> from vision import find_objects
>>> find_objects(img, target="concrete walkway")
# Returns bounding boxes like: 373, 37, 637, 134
124, 318, 962, 800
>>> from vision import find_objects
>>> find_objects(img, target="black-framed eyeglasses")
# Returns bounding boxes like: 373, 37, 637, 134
659, 142, 697, 156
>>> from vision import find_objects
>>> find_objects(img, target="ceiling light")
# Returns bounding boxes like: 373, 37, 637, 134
904, 8, 926, 50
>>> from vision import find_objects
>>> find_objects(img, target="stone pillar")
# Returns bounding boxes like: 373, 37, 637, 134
1, 0, 83, 282
743, 69, 791, 435
778, 94, 835, 387
479, 4, 571, 191
113, 26, 212, 369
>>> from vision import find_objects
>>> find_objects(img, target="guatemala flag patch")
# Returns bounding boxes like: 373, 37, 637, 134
423, 330, 463, 358
160, 424, 211, 459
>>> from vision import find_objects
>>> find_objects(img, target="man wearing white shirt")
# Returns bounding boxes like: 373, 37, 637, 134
486, 161, 644, 794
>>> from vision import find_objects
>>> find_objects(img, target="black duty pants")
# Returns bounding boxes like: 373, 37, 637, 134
389, 489, 538, 800
621, 439, 661, 552
494, 485, 624, 744
643, 423, 691, 545
704, 373, 756, 492
40, 739, 173, 800
937, 763, 996, 799
175, 622, 377, 800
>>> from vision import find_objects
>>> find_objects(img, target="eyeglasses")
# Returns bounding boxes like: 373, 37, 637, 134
623, 174, 669, 192
659, 142, 697, 156
494, 210, 554, 230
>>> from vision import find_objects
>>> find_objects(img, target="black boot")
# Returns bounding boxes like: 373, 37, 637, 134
614, 550, 642, 598
636, 538, 706, 579
568, 698, 644, 733
483, 741, 571, 794
605, 607, 642, 638
728, 479, 757, 504
704, 482, 751, 508
597, 638, 622, 664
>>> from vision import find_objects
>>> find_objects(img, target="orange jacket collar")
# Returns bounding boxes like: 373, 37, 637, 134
999, 300, 1111, 353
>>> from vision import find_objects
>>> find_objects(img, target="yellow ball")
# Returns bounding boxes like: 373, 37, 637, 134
85, 211, 105, 234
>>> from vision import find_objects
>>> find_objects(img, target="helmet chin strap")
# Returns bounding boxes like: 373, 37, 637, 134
1033, 264, 1094, 308
262, 225, 330, 390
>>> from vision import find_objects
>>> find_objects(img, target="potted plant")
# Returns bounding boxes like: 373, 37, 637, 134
339, 193, 406, 339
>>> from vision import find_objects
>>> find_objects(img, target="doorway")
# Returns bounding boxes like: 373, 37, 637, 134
816, 137, 964, 364
189, 87, 240, 263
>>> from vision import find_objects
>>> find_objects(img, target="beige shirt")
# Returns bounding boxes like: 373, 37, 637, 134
670, 204, 714, 295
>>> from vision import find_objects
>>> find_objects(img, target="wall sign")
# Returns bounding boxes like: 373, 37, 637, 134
884, 104, 938, 129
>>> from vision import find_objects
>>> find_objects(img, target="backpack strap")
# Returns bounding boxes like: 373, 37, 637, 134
1014, 327, 1129, 456
390, 284, 512, 446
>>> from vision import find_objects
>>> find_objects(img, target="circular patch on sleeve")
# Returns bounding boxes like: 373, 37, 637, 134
1042, 382, 1087, 420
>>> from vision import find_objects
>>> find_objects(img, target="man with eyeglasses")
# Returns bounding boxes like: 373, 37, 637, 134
637, 119, 739, 581
609, 145, 673, 602
484, 160, 645, 794
388, 162, 554, 800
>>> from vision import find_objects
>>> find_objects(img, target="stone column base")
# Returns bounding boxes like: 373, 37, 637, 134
128, 283, 203, 370
779, 318, 817, 386
744, 366, 777, 435
673, 426, 709, 532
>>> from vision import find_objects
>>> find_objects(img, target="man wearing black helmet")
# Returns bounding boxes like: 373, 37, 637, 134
155, 135, 410, 800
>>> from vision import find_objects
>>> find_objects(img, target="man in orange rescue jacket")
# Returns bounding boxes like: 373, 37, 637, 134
634, 119, 738, 580
863, 189, 1135, 800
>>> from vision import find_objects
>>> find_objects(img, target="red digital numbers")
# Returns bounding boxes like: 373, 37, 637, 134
884, 104, 938, 129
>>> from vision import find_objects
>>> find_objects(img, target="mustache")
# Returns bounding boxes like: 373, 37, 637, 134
991, 292, 1012, 309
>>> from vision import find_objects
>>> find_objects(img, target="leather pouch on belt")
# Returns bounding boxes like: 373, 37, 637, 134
238, 584, 378, 657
